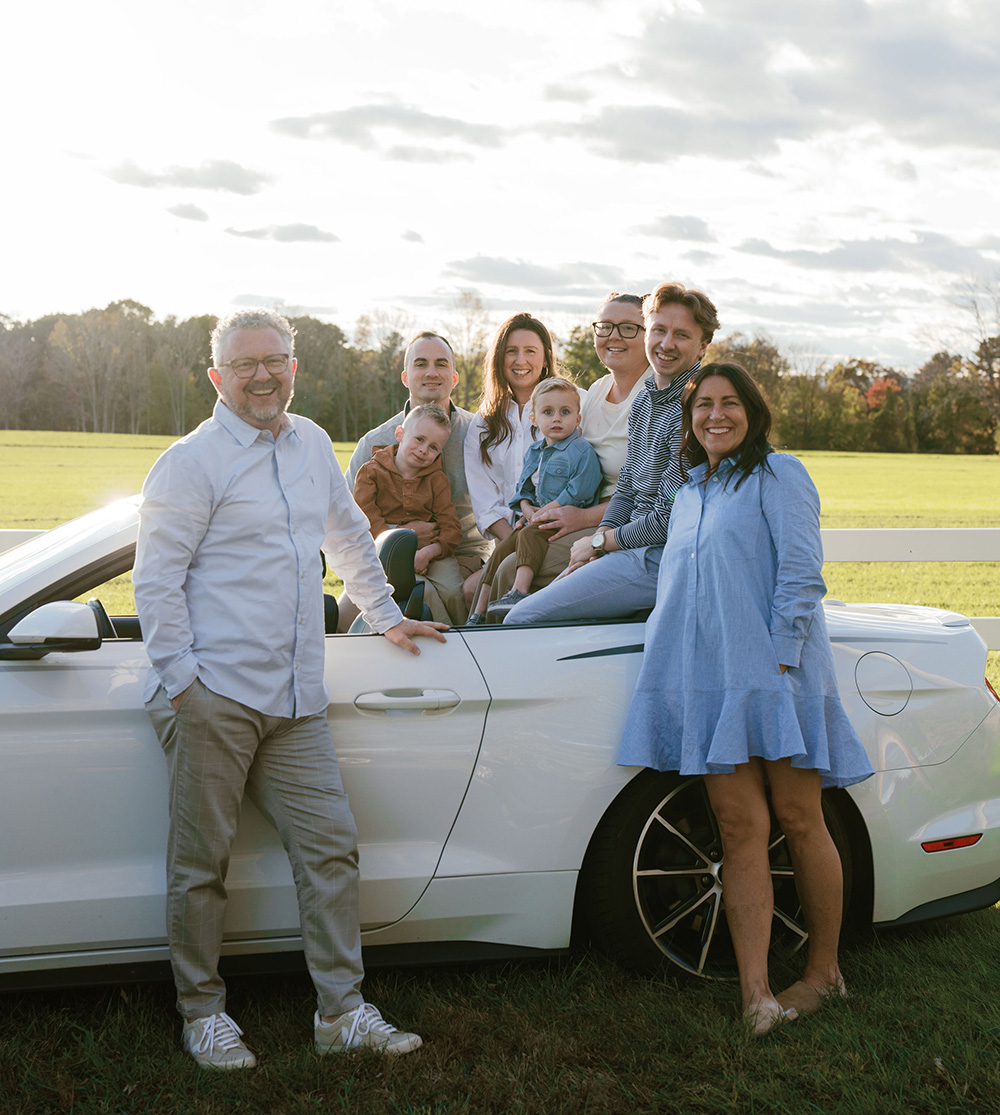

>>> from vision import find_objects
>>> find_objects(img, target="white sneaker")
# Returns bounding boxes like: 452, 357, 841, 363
182, 1012, 257, 1070
314, 1003, 422, 1056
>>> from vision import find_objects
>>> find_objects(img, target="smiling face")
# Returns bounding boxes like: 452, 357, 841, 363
504, 328, 547, 404
593, 299, 648, 377
401, 336, 459, 405
393, 414, 451, 478
690, 374, 750, 469
208, 326, 295, 437
644, 303, 709, 388
532, 387, 581, 444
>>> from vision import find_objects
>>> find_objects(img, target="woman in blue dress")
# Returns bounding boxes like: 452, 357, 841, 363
618, 362, 873, 1034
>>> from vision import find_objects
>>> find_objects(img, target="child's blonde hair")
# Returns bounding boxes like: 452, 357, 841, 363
530, 376, 580, 412
402, 403, 451, 433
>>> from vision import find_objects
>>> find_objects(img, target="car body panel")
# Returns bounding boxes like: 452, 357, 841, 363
1, 500, 998, 982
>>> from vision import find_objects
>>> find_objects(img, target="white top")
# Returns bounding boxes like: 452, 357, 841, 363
464, 400, 538, 537
580, 372, 648, 500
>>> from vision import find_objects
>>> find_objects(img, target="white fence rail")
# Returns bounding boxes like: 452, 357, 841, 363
1, 527, 998, 650
820, 528, 1000, 652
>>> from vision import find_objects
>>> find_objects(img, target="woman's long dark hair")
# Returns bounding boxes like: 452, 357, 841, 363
679, 362, 773, 490
477, 313, 556, 465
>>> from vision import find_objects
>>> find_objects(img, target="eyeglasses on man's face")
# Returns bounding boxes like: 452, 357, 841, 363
592, 321, 645, 339
218, 354, 291, 379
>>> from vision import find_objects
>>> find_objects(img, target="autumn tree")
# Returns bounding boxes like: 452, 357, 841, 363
706, 333, 789, 397
865, 373, 916, 452
289, 316, 352, 440
446, 290, 492, 410
153, 315, 213, 436
107, 300, 154, 434
560, 324, 605, 389
955, 277, 1000, 425
0, 318, 42, 430
353, 311, 411, 435
911, 351, 997, 453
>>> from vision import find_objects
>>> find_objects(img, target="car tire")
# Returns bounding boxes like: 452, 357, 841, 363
578, 769, 855, 979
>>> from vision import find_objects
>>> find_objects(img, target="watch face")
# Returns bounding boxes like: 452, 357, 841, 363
591, 531, 605, 548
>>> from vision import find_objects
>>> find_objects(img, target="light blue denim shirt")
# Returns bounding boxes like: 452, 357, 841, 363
618, 451, 873, 789
134, 401, 402, 718
510, 428, 603, 512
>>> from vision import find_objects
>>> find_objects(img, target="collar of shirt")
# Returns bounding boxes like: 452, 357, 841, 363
213, 398, 299, 448
530, 427, 584, 452
402, 399, 457, 417
643, 360, 702, 401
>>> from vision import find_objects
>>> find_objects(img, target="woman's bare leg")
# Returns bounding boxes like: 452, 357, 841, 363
705, 761, 789, 1032
766, 759, 846, 1014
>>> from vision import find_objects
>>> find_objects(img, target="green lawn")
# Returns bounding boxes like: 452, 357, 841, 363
3, 433, 994, 635
1, 434, 999, 1111
795, 450, 998, 529
0, 431, 357, 528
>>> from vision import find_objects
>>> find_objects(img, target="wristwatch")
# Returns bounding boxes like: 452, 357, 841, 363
590, 529, 608, 555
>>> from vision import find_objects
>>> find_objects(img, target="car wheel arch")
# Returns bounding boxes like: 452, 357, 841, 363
573, 768, 874, 979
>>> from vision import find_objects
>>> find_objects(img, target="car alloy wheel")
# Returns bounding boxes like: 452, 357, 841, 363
580, 770, 852, 979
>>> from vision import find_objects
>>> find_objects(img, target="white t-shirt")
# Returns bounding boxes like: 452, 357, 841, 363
580, 371, 648, 500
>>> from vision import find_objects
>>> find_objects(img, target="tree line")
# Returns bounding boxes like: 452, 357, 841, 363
1, 292, 997, 453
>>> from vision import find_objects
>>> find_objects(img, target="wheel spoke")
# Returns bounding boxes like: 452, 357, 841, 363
773, 906, 809, 949
694, 889, 724, 975
636, 867, 709, 879
646, 881, 720, 938
650, 811, 715, 866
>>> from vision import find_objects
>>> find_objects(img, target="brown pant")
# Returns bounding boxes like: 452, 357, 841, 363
487, 527, 591, 603
478, 522, 557, 595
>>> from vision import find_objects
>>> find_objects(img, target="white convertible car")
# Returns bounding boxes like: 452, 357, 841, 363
1, 499, 999, 988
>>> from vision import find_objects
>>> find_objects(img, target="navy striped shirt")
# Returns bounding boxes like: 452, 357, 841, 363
601, 364, 699, 550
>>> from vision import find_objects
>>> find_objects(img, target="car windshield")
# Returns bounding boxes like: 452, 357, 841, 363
0, 497, 140, 581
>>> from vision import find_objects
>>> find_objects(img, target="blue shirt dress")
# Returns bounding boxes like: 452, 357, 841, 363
617, 452, 874, 789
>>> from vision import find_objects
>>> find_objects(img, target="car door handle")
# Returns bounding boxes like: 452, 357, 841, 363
354, 689, 461, 711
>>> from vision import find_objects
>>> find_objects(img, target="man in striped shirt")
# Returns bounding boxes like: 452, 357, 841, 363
504, 282, 719, 624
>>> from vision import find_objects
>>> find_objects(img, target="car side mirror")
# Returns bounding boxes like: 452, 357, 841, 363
2, 601, 102, 659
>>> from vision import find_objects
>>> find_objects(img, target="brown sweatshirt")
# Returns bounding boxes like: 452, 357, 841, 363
352, 444, 463, 558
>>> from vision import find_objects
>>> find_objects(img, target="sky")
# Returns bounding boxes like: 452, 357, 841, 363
5, 0, 1000, 370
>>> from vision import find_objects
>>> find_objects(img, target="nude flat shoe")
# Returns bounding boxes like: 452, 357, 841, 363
743, 1001, 798, 1036
776, 978, 848, 1017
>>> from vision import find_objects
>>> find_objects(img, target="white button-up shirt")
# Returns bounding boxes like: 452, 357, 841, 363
134, 401, 402, 718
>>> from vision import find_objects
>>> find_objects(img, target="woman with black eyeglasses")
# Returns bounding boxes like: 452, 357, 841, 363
478, 293, 650, 613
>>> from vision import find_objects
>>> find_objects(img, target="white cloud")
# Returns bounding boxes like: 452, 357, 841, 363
167, 203, 210, 222
107, 160, 270, 195
225, 225, 340, 243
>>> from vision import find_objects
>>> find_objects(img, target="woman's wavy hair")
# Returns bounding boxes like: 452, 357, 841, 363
679, 362, 773, 490
477, 312, 556, 465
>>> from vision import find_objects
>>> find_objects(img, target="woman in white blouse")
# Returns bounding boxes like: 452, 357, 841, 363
479, 293, 650, 611
463, 312, 557, 600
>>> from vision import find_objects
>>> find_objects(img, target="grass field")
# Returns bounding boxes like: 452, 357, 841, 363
1, 433, 999, 1114
5, 921, 1000, 1115
2, 434, 995, 681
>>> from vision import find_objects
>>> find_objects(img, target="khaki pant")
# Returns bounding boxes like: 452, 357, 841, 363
420, 555, 468, 625
476, 523, 557, 598
147, 679, 364, 1021
487, 527, 591, 603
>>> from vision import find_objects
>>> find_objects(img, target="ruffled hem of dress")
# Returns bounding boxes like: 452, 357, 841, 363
617, 687, 874, 790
